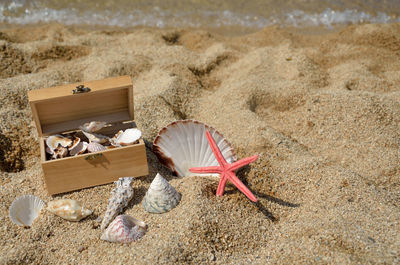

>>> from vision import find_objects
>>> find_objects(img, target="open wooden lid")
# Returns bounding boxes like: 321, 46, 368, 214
28, 76, 134, 136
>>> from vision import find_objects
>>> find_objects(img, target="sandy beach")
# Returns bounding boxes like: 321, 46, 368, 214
0, 23, 399, 264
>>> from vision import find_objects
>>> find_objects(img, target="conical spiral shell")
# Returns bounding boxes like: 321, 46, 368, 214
101, 177, 134, 230
9, 195, 45, 227
142, 173, 181, 214
101, 215, 147, 243
153, 120, 236, 177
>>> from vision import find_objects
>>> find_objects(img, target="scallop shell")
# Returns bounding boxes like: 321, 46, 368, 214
87, 142, 107, 153
46, 135, 72, 151
100, 215, 147, 243
153, 120, 236, 177
69, 141, 88, 156
83, 131, 109, 144
79, 121, 107, 133
111, 128, 141, 146
101, 177, 134, 230
142, 173, 181, 214
9, 195, 45, 227
47, 199, 92, 221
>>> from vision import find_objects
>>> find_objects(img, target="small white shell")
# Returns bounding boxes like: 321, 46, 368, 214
47, 199, 92, 221
83, 131, 109, 144
87, 142, 107, 153
111, 128, 141, 146
153, 120, 236, 177
142, 173, 181, 213
69, 141, 88, 156
46, 135, 72, 151
101, 215, 147, 243
9, 195, 45, 227
79, 121, 107, 133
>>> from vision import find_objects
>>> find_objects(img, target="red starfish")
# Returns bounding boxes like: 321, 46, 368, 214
189, 130, 259, 202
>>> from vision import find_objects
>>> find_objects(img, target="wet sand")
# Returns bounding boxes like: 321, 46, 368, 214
0, 23, 399, 264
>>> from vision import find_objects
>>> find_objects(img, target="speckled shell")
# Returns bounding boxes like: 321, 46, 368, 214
142, 173, 181, 214
9, 195, 45, 227
79, 121, 107, 133
47, 199, 92, 221
101, 177, 134, 230
153, 120, 236, 177
100, 215, 147, 243
46, 135, 72, 151
87, 142, 107, 153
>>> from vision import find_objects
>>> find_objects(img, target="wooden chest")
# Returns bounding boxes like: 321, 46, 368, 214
28, 76, 149, 195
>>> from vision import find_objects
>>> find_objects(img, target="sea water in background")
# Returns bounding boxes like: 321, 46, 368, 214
1, 0, 400, 32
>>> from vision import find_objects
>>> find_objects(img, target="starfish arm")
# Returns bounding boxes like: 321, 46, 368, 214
206, 130, 227, 166
189, 166, 222, 174
216, 173, 228, 197
228, 154, 259, 171
226, 171, 258, 202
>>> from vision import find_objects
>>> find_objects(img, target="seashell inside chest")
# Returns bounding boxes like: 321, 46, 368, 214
28, 76, 149, 195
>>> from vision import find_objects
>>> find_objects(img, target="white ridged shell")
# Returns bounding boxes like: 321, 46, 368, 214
101, 215, 147, 243
142, 173, 181, 213
101, 177, 134, 230
87, 142, 107, 153
111, 128, 141, 146
9, 195, 45, 227
47, 199, 92, 221
153, 120, 236, 177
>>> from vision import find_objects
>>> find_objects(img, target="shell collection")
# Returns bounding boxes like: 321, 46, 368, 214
101, 215, 147, 243
9, 195, 45, 227
101, 177, 135, 230
10, 119, 254, 245
153, 120, 236, 177
44, 121, 142, 161
47, 199, 92, 221
142, 173, 181, 214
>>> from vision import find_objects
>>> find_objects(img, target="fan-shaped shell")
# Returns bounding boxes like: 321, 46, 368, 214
79, 121, 107, 133
153, 120, 236, 177
142, 173, 181, 213
111, 128, 141, 146
9, 195, 45, 227
47, 199, 92, 221
87, 142, 107, 153
100, 215, 147, 243
46, 135, 72, 151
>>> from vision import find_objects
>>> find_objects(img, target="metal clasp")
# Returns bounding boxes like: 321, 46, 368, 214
72, 85, 91, 94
